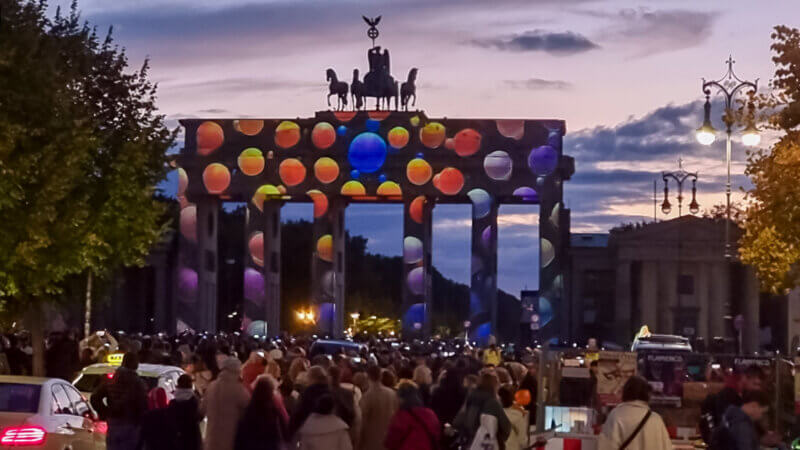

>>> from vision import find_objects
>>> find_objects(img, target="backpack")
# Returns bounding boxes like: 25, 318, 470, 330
709, 419, 736, 450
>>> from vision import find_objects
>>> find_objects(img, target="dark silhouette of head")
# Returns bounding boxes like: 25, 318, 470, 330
121, 352, 139, 371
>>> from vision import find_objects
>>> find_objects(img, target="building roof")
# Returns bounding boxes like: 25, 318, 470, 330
570, 233, 609, 248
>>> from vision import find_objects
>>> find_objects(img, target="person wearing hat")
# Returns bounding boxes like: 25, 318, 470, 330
201, 357, 251, 450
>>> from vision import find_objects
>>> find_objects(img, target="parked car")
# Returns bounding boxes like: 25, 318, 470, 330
308, 339, 366, 358
0, 375, 106, 449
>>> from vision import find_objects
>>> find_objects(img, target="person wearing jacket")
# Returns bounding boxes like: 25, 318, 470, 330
384, 381, 441, 450
234, 377, 288, 450
289, 366, 334, 438
499, 386, 528, 450
91, 352, 148, 450
713, 390, 770, 450
170, 374, 203, 450
359, 365, 398, 450
454, 370, 511, 446
431, 366, 466, 428
297, 394, 353, 450
201, 357, 251, 450
598, 376, 672, 450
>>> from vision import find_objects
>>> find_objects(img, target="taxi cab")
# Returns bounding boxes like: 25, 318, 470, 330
0, 375, 105, 449
72, 354, 184, 402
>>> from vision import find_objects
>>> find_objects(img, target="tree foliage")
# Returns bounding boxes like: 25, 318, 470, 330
739, 26, 800, 293
0, 0, 175, 313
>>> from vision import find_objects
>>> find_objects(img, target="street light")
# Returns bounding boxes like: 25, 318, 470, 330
661, 159, 699, 218
696, 56, 758, 258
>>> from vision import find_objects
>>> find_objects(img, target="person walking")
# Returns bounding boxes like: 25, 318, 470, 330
499, 386, 528, 450
289, 366, 333, 438
453, 370, 510, 448
700, 365, 764, 444
201, 357, 251, 450
710, 390, 770, 450
412, 365, 433, 407
241, 350, 268, 390
91, 352, 149, 450
597, 376, 672, 450
296, 395, 353, 450
384, 381, 441, 450
170, 374, 203, 450
360, 365, 399, 450
431, 366, 466, 428
234, 377, 288, 450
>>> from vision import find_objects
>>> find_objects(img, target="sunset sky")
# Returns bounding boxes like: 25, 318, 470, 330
57, 0, 800, 295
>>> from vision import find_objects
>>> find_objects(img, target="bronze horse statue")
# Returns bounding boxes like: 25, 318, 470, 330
351, 69, 365, 110
326, 68, 349, 111
400, 68, 418, 111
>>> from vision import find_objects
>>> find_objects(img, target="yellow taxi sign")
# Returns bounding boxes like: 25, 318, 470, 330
105, 353, 124, 366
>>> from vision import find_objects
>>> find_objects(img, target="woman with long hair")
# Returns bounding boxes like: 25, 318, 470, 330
234, 377, 288, 450
384, 381, 440, 450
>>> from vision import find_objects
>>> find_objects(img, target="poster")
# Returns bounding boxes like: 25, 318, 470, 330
639, 352, 686, 407
596, 351, 637, 405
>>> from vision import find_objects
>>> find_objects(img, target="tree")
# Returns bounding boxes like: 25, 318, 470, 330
739, 26, 800, 294
0, 1, 174, 374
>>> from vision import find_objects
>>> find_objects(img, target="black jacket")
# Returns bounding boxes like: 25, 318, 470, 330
91, 366, 148, 423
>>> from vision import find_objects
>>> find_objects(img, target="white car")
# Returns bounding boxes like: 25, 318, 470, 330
0, 375, 106, 449
73, 363, 184, 402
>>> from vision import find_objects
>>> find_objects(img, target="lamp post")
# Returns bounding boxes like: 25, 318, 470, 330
661, 158, 700, 218
696, 56, 760, 259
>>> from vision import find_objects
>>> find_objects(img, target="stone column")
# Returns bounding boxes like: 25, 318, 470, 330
696, 263, 710, 342
312, 199, 346, 337
401, 196, 434, 338
638, 261, 658, 330
615, 261, 632, 344
469, 196, 498, 344
195, 197, 220, 332
662, 261, 678, 335
709, 262, 729, 339
742, 267, 760, 353
244, 202, 281, 337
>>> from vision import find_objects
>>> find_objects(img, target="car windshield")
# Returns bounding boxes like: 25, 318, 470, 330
0, 383, 41, 413
74, 373, 159, 393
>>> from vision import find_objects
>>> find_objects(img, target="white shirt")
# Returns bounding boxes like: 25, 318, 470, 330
597, 400, 672, 450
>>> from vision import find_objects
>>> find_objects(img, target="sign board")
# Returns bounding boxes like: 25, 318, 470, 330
596, 351, 637, 405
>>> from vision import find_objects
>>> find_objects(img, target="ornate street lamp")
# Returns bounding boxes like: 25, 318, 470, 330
661, 159, 699, 218
696, 56, 759, 258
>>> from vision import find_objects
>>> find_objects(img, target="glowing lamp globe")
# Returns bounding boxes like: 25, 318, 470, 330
695, 123, 716, 146
742, 124, 760, 147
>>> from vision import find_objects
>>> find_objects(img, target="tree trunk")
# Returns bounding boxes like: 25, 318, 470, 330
25, 303, 46, 377
84, 271, 93, 338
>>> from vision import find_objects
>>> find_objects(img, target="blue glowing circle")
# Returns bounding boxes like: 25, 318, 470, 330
378, 174, 387, 183
416, 152, 424, 159
350, 169, 360, 179
337, 125, 348, 137
348, 132, 387, 174
403, 303, 425, 329
528, 145, 558, 176
365, 119, 380, 132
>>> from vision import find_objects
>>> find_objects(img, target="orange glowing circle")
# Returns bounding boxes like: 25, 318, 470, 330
437, 167, 464, 195
317, 234, 333, 262
197, 121, 224, 155
278, 158, 306, 186
333, 111, 356, 122
377, 181, 402, 196
409, 196, 426, 224
388, 127, 410, 149
202, 163, 231, 194
340, 180, 366, 196
406, 158, 432, 185
311, 122, 337, 149
307, 190, 329, 218
453, 128, 482, 157
252, 184, 280, 211
313, 157, 340, 184
235, 119, 264, 136
237, 148, 265, 176
274, 121, 301, 149
420, 122, 446, 149
249, 232, 264, 267
368, 110, 391, 121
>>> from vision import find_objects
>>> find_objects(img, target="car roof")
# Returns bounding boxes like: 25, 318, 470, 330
313, 339, 363, 347
0, 375, 54, 386
80, 363, 183, 377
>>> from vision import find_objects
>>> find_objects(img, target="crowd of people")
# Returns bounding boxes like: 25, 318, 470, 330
0, 329, 786, 450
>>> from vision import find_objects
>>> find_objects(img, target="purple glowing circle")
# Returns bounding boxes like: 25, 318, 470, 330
407, 267, 424, 295
528, 145, 558, 176
243, 268, 265, 301
513, 187, 539, 202
403, 236, 423, 264
481, 225, 493, 249
178, 267, 198, 300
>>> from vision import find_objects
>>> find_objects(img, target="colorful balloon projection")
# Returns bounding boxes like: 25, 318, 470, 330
419, 122, 445, 148
238, 148, 265, 176
314, 157, 340, 184
197, 121, 223, 155
279, 158, 306, 186
235, 119, 264, 136
274, 121, 301, 149
348, 132, 387, 174
311, 122, 337, 149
